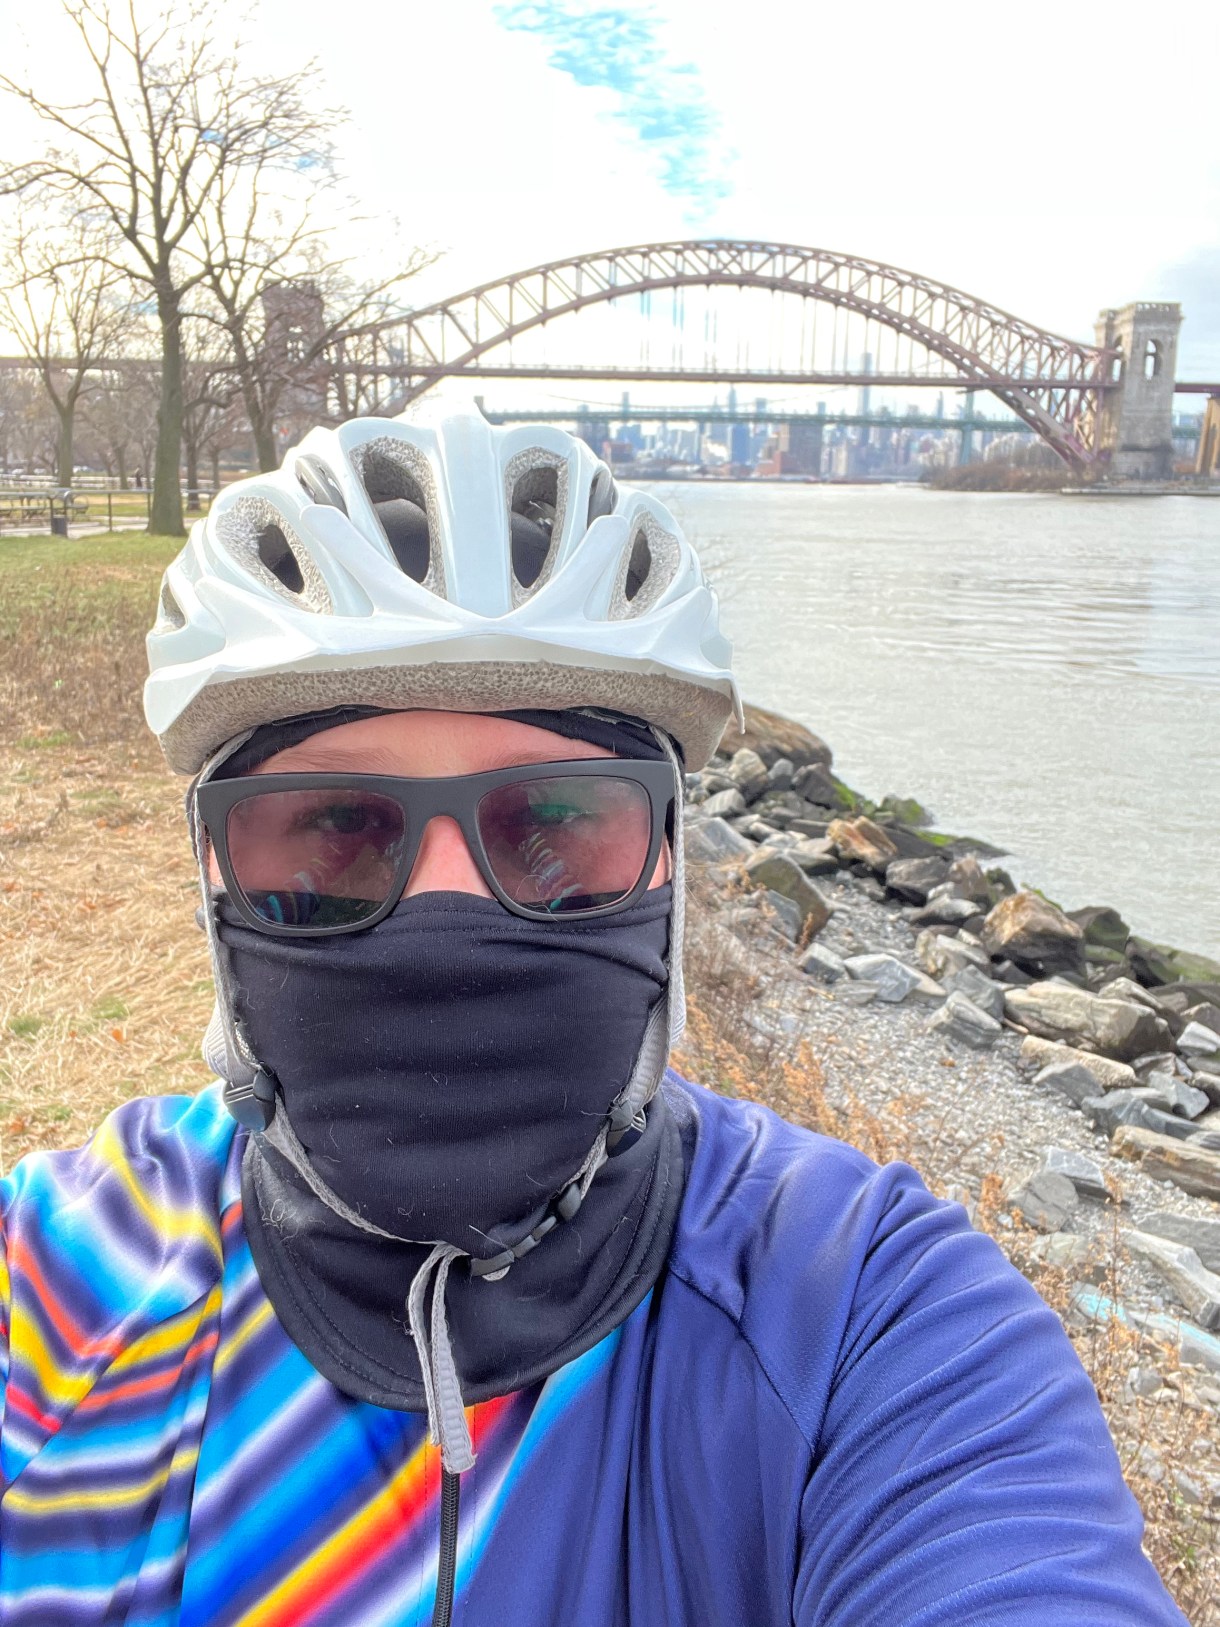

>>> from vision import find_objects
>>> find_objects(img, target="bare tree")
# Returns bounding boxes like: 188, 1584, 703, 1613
82, 359, 159, 488
328, 316, 419, 422
0, 367, 59, 474
180, 310, 243, 506
193, 153, 433, 469
0, 212, 135, 484
0, 1, 341, 534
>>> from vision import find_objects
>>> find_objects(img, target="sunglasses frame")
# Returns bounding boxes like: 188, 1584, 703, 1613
195, 757, 675, 937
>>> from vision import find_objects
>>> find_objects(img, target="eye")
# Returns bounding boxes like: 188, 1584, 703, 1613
526, 799, 589, 827
319, 803, 368, 834
292, 800, 388, 836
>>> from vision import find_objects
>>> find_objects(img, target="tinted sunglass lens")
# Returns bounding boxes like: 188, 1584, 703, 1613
225, 789, 406, 929
476, 776, 652, 914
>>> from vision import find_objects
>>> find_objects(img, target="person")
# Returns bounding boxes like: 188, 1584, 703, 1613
0, 403, 1186, 1626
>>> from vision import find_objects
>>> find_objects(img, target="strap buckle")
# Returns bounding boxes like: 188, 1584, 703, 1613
469, 1176, 586, 1280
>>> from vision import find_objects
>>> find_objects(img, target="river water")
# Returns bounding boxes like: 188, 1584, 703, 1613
653, 483, 1220, 964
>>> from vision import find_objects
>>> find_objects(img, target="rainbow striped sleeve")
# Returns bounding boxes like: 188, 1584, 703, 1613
0, 1088, 633, 1625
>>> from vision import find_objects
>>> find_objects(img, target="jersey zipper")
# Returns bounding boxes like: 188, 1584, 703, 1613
432, 1467, 462, 1627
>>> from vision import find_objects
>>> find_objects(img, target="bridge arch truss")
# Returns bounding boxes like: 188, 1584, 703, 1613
375, 241, 1116, 470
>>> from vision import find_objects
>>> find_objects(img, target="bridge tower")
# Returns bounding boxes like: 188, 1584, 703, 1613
1196, 395, 1220, 477
1093, 302, 1182, 478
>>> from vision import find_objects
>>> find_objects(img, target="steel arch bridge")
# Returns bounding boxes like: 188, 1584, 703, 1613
369, 240, 1117, 471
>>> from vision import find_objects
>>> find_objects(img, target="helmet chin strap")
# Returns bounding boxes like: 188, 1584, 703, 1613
189, 721, 687, 1473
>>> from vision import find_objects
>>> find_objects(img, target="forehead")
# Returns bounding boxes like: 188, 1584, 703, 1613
252, 709, 614, 777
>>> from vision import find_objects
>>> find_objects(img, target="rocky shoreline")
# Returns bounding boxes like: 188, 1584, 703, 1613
681, 704, 1220, 1507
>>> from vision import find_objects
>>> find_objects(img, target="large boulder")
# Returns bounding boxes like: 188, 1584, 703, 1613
1127, 939, 1220, 991
945, 855, 998, 909
700, 787, 746, 820
827, 816, 900, 875
885, 855, 950, 904
787, 837, 840, 876
684, 816, 754, 868
742, 850, 833, 938
909, 896, 983, 930
1002, 982, 1172, 1061
1111, 1128, 1220, 1200
792, 763, 841, 808
1081, 1091, 1198, 1141
915, 929, 990, 980
1017, 1035, 1136, 1091
720, 703, 833, 771
798, 943, 848, 983
1007, 1170, 1078, 1233
925, 991, 1003, 1049
876, 824, 949, 862
941, 964, 1007, 1021
766, 757, 795, 792
1067, 905, 1132, 957
1138, 1212, 1220, 1275
843, 954, 944, 1004
1179, 1021, 1220, 1058
725, 748, 769, 802
1122, 1233, 1220, 1330
1034, 1060, 1113, 1109
1042, 1147, 1110, 1202
981, 891, 1087, 979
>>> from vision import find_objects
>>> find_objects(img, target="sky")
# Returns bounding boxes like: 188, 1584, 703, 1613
1, 0, 1218, 388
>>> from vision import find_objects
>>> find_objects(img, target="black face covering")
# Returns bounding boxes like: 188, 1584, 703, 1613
218, 887, 670, 1260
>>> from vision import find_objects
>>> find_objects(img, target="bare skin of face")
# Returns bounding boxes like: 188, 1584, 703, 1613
206, 710, 672, 898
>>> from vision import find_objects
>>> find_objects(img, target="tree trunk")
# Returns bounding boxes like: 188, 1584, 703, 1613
55, 401, 75, 487
254, 416, 278, 473
210, 447, 221, 492
228, 322, 279, 472
151, 285, 185, 536
185, 432, 200, 512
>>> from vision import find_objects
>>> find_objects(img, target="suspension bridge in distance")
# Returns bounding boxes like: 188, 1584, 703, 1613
359, 241, 1218, 478
4, 240, 1218, 477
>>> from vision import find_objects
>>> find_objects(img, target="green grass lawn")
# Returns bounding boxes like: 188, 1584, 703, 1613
0, 531, 181, 752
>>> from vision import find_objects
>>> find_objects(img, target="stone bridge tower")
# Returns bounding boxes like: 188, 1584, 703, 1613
1093, 302, 1182, 479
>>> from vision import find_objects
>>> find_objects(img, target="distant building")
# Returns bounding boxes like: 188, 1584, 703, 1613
757, 419, 824, 476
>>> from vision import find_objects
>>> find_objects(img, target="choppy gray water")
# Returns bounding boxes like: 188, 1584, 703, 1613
655, 483, 1220, 963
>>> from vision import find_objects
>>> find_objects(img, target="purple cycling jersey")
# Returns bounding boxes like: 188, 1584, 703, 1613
0, 1073, 1185, 1624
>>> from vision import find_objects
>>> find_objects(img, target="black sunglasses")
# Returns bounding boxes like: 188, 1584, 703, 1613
196, 758, 674, 936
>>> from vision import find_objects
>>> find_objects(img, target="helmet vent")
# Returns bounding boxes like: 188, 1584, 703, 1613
257, 523, 305, 595
624, 530, 651, 601
509, 465, 558, 590
357, 441, 443, 591
158, 581, 186, 630
216, 496, 333, 613
504, 448, 569, 606
608, 511, 681, 621
587, 466, 617, 526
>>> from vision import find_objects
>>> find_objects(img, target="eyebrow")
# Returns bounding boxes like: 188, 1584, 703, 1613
259, 742, 612, 775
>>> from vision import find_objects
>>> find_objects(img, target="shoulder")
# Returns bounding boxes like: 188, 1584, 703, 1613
0, 1086, 243, 1461
2, 1083, 240, 1250
662, 1073, 1048, 1446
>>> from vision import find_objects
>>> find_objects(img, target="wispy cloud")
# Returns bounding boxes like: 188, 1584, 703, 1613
493, 3, 730, 214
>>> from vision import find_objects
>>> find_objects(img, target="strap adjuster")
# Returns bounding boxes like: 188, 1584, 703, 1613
469, 1179, 586, 1279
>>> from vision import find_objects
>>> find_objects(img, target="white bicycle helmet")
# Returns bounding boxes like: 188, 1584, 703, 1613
145, 399, 740, 773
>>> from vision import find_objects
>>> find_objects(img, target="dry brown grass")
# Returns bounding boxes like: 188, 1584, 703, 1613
1, 531, 1216, 1620
0, 745, 213, 1170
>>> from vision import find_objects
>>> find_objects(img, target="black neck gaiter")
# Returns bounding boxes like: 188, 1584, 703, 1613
218, 887, 684, 1408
